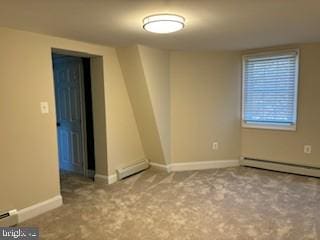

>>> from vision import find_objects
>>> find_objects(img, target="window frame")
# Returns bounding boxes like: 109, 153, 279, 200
241, 49, 300, 131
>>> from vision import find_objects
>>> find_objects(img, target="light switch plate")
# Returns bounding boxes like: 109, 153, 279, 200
40, 102, 49, 114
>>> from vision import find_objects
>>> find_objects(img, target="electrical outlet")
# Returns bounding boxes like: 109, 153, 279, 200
304, 145, 312, 154
212, 142, 219, 150
40, 102, 49, 114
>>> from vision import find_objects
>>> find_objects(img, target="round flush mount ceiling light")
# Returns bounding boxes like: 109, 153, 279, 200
143, 14, 185, 34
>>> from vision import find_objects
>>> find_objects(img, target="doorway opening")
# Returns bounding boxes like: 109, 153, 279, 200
52, 53, 95, 179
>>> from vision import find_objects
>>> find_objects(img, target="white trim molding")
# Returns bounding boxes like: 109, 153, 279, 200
94, 174, 117, 184
107, 174, 117, 184
18, 195, 63, 223
149, 162, 171, 172
170, 159, 240, 172
150, 160, 239, 172
94, 174, 108, 183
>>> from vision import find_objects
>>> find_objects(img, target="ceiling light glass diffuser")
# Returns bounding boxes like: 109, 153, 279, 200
143, 14, 185, 34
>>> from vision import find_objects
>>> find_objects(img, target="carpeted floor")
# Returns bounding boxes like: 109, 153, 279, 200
20, 167, 320, 240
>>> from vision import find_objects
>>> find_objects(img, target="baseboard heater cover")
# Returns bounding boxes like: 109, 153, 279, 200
240, 157, 320, 178
116, 160, 149, 180
0, 210, 18, 227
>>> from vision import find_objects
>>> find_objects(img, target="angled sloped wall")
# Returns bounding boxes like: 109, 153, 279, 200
117, 46, 167, 165
137, 45, 171, 165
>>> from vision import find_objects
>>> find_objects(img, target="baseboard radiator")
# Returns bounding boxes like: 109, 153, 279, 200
240, 157, 320, 178
116, 160, 149, 180
0, 210, 18, 227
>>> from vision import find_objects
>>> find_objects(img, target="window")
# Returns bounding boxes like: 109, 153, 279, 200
242, 50, 299, 130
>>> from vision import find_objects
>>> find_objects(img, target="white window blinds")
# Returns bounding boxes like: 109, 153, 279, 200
242, 50, 299, 128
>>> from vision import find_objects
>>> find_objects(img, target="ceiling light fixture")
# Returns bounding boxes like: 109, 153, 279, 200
143, 14, 185, 34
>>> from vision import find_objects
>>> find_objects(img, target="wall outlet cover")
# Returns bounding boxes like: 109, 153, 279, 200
304, 145, 312, 154
212, 142, 219, 150
40, 102, 49, 114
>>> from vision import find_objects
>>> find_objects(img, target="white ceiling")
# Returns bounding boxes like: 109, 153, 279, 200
1, 0, 320, 50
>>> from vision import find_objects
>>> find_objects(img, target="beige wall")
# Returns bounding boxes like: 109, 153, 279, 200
2, 25, 319, 215
117, 46, 166, 165
170, 51, 241, 163
138, 45, 171, 164
0, 27, 144, 211
103, 48, 145, 175
0, 28, 60, 212
241, 43, 320, 167
90, 57, 108, 176
169, 44, 320, 167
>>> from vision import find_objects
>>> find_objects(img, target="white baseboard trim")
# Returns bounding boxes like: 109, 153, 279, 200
150, 160, 239, 172
149, 162, 170, 172
18, 195, 63, 223
94, 174, 108, 183
170, 159, 240, 172
108, 174, 117, 184
94, 174, 117, 184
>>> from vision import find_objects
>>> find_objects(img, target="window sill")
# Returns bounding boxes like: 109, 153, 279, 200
241, 122, 297, 131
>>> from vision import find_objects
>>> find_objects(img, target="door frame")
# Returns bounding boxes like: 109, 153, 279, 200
52, 53, 89, 177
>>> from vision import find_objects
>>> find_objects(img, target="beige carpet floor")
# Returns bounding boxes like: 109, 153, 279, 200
20, 167, 320, 240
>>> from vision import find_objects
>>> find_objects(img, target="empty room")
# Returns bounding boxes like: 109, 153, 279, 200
0, 0, 319, 239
